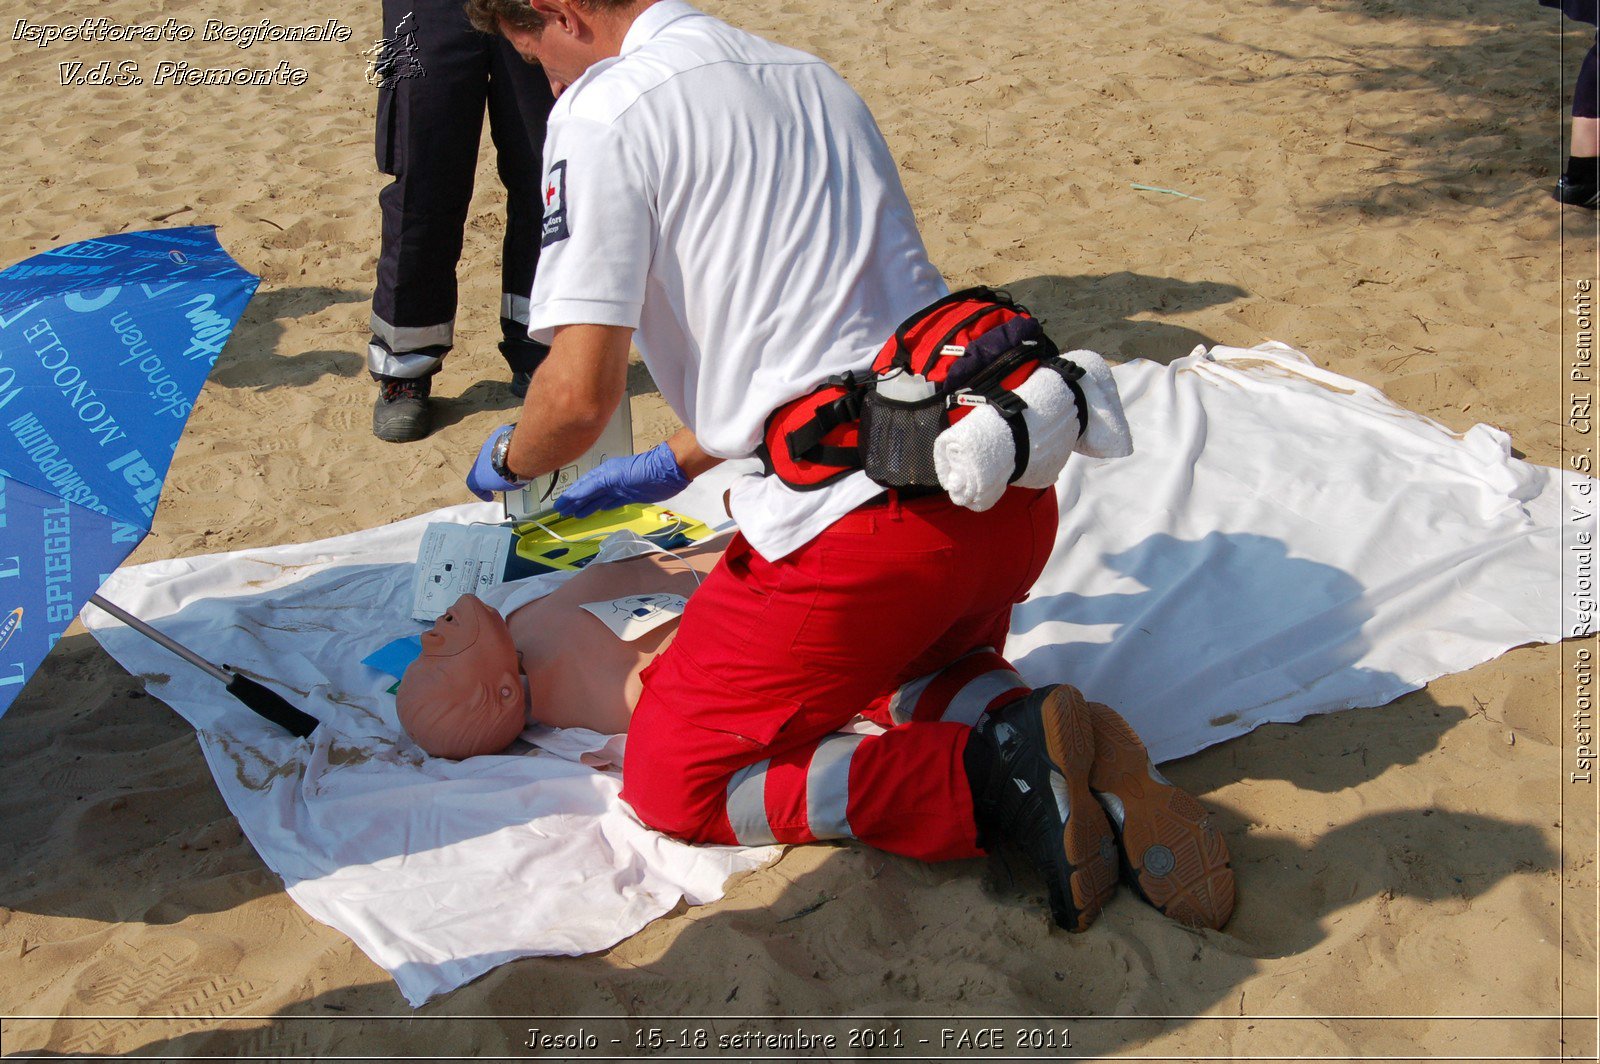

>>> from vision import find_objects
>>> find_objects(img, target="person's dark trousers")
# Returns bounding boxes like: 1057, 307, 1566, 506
369, 0, 554, 384
1548, 0, 1600, 206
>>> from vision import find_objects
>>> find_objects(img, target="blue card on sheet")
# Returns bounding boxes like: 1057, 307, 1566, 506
364, 636, 423, 681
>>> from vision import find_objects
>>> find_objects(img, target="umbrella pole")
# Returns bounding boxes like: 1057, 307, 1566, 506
87, 594, 320, 738
89, 594, 231, 684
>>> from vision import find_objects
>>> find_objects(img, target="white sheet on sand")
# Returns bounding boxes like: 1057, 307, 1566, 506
84, 342, 1593, 1005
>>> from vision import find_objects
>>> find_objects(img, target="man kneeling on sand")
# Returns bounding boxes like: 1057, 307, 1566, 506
397, 538, 1237, 930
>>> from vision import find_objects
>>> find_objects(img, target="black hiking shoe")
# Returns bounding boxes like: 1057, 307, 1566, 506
967, 684, 1119, 931
372, 375, 431, 442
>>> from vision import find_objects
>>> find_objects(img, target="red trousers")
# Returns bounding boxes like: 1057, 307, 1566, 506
621, 485, 1057, 862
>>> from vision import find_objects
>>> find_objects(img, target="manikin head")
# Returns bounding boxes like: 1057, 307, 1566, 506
397, 594, 528, 759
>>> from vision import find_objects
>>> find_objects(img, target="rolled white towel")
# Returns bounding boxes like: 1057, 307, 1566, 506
933, 348, 1135, 509
933, 401, 1015, 512
1064, 349, 1133, 459
1011, 365, 1083, 490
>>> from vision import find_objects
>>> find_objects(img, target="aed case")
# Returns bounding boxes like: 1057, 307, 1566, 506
409, 503, 712, 622
410, 402, 636, 622
504, 400, 634, 520
409, 403, 721, 622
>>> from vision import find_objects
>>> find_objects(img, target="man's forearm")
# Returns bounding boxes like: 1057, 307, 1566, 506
505, 402, 614, 482
505, 324, 632, 480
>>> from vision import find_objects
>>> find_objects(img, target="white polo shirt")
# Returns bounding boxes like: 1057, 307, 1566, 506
526, 0, 947, 560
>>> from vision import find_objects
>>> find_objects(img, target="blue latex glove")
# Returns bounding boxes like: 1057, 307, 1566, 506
466, 424, 529, 502
554, 440, 689, 518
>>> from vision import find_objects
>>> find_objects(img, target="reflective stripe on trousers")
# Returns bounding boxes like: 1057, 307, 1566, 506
725, 733, 867, 845
883, 647, 1028, 727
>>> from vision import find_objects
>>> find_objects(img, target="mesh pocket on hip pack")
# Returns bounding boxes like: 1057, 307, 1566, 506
858, 390, 947, 490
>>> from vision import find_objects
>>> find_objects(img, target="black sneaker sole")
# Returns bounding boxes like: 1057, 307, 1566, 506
1086, 700, 1235, 930
1023, 685, 1120, 931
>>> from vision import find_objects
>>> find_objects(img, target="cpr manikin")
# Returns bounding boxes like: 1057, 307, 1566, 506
397, 540, 725, 759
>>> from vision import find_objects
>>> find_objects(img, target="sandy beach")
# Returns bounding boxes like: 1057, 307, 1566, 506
0, 0, 1596, 1057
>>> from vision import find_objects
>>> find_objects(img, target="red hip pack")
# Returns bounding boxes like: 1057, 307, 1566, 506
758, 286, 1087, 492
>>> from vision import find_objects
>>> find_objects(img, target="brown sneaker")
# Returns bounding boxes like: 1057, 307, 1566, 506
968, 684, 1119, 931
1085, 700, 1235, 930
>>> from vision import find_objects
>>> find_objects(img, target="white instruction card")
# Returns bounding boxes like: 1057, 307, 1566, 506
579, 594, 689, 642
412, 523, 518, 622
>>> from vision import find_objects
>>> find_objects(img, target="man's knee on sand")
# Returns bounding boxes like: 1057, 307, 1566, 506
618, 720, 738, 844
617, 778, 726, 844
617, 647, 813, 846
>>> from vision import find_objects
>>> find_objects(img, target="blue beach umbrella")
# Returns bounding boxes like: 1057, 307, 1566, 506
0, 226, 315, 734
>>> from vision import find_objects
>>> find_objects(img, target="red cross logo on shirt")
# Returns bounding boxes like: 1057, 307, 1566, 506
541, 160, 569, 245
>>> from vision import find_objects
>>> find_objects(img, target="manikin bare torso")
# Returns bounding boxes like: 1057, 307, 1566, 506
504, 541, 723, 735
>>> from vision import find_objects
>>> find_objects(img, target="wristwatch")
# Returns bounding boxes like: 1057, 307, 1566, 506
490, 423, 526, 484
